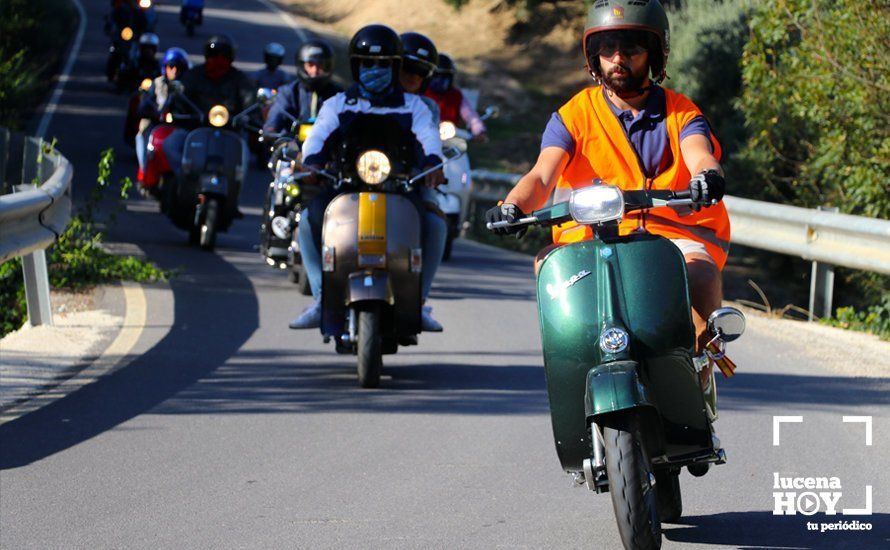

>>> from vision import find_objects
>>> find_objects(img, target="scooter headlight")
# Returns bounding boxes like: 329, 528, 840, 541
356, 150, 390, 185
208, 105, 229, 127
439, 121, 457, 141
121, 27, 134, 41
164, 112, 173, 123
600, 327, 629, 355
139, 0, 152, 8
570, 184, 624, 225
139, 78, 152, 91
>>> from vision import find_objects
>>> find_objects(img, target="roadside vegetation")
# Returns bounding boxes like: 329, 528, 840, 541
0, 0, 77, 130
0, 149, 168, 338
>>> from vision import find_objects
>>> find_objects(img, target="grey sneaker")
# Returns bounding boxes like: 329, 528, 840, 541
421, 305, 443, 332
289, 301, 321, 329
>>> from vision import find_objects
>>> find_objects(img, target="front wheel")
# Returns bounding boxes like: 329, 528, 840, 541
199, 198, 218, 251
655, 470, 682, 523
356, 305, 383, 388
604, 415, 661, 550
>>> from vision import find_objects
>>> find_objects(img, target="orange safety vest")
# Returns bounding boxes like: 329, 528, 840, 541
551, 85, 731, 270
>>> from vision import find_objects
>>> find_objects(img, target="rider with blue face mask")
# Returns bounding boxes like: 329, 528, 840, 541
288, 24, 447, 332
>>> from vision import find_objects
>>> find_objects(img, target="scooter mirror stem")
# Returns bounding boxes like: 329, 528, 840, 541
407, 146, 465, 185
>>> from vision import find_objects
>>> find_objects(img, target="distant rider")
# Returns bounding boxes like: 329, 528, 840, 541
135, 46, 190, 185
252, 42, 292, 90
161, 35, 255, 178
263, 39, 342, 135
288, 24, 446, 332
424, 53, 488, 142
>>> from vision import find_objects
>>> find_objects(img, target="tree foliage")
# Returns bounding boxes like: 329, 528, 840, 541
738, 0, 890, 219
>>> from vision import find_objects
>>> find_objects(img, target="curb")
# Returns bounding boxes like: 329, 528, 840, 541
0, 281, 150, 425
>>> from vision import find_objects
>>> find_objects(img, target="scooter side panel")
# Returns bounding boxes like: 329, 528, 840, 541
321, 193, 361, 337
384, 194, 422, 336
537, 240, 608, 471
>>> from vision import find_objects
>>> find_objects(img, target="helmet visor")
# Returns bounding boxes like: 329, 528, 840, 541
403, 58, 435, 79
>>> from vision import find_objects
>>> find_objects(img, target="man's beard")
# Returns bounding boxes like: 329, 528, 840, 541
602, 63, 648, 96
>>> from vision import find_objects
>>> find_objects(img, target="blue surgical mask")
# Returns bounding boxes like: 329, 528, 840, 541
358, 66, 392, 96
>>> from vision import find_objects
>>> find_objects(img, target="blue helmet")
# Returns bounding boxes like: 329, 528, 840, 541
162, 47, 191, 70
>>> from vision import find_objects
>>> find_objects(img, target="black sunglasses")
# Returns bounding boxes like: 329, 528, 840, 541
589, 31, 651, 58
359, 58, 392, 69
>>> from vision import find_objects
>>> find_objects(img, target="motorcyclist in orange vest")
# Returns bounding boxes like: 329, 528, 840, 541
486, 0, 729, 391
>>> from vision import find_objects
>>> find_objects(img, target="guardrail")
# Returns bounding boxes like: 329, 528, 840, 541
469, 170, 890, 319
0, 130, 73, 326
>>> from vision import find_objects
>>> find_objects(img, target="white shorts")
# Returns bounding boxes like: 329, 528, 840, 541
670, 238, 712, 261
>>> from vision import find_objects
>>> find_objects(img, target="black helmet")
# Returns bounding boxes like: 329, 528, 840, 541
436, 53, 456, 76
582, 0, 670, 84
348, 24, 402, 83
204, 34, 235, 61
429, 53, 456, 94
399, 32, 438, 92
296, 39, 334, 90
263, 42, 285, 69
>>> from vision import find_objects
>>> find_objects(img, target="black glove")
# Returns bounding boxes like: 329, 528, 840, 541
689, 169, 726, 210
485, 202, 527, 237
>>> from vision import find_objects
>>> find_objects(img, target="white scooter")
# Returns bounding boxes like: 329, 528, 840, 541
436, 105, 498, 261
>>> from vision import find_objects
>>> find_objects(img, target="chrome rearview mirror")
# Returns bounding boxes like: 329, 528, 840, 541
256, 87, 277, 106
707, 307, 746, 342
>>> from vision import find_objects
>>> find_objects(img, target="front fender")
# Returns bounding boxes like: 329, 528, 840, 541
584, 361, 653, 420
347, 271, 393, 306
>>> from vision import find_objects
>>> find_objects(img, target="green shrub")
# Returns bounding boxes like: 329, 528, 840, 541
0, 0, 76, 129
666, 0, 749, 158
737, 0, 890, 218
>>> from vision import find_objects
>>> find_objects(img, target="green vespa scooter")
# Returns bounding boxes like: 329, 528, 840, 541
488, 184, 745, 550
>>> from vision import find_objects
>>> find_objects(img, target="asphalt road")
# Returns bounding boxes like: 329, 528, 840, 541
1, 1, 889, 548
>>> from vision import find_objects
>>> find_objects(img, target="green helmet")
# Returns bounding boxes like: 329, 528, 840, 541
582, 0, 670, 83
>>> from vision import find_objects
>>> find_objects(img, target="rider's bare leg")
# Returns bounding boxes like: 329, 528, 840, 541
685, 252, 722, 385
534, 243, 561, 275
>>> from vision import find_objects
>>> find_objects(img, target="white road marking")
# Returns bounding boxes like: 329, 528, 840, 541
36, 0, 87, 138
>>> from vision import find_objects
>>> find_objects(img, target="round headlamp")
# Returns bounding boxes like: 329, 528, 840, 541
208, 105, 229, 127
439, 121, 457, 141
356, 150, 391, 185
139, 0, 152, 8
121, 27, 134, 41
599, 327, 629, 355
164, 112, 173, 123
139, 78, 152, 91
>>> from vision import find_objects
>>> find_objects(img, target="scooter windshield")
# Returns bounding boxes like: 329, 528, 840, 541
336, 114, 418, 178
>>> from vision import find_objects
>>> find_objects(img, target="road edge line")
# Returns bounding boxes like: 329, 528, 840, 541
0, 281, 150, 425
255, 0, 309, 41
35, 0, 87, 138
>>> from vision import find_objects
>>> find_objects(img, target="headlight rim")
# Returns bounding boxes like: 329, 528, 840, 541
355, 149, 391, 185
208, 104, 230, 128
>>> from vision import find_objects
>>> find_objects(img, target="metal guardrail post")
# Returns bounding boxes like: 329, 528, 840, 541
807, 206, 839, 321
21, 250, 53, 326
0, 132, 72, 327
